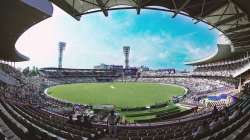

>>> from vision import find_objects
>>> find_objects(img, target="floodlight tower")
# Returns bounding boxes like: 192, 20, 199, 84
123, 46, 130, 69
58, 42, 66, 69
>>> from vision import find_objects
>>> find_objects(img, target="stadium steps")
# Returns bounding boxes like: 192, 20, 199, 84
0, 104, 21, 140
6, 102, 66, 140
4, 101, 65, 140
13, 104, 100, 140
223, 116, 250, 140
0, 102, 28, 132
201, 101, 250, 140
243, 133, 250, 140
0, 117, 20, 140
0, 101, 31, 140
34, 106, 106, 139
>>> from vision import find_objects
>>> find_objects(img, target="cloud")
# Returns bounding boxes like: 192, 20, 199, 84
15, 4, 218, 70
158, 51, 168, 59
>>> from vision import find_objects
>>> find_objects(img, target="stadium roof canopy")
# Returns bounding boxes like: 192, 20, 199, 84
1, 0, 250, 62
185, 44, 250, 65
51, 0, 250, 65
0, 0, 53, 62
52, 0, 250, 48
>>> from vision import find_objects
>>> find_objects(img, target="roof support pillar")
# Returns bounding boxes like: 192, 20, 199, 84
136, 0, 142, 15
194, 0, 207, 24
96, 0, 108, 17
172, 0, 191, 18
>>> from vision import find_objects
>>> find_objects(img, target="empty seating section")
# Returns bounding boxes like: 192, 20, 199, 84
10, 103, 98, 139
0, 114, 20, 140
0, 100, 62, 140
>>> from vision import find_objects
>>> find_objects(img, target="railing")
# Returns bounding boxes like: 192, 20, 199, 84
233, 61, 250, 78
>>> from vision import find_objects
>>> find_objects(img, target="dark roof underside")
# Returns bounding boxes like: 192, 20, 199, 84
51, 0, 250, 49
0, 0, 52, 62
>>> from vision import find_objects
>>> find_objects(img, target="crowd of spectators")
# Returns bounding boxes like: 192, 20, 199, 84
0, 62, 248, 139
139, 56, 250, 78
39, 68, 121, 78
135, 76, 236, 108
192, 56, 250, 77
43, 77, 96, 86
140, 70, 190, 77
0, 62, 237, 119
137, 77, 234, 95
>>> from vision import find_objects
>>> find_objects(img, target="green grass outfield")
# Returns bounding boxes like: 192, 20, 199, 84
47, 82, 186, 108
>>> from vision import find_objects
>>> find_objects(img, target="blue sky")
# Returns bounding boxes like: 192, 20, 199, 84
16, 5, 222, 70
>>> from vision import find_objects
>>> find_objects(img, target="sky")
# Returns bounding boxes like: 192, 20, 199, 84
15, 5, 225, 70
